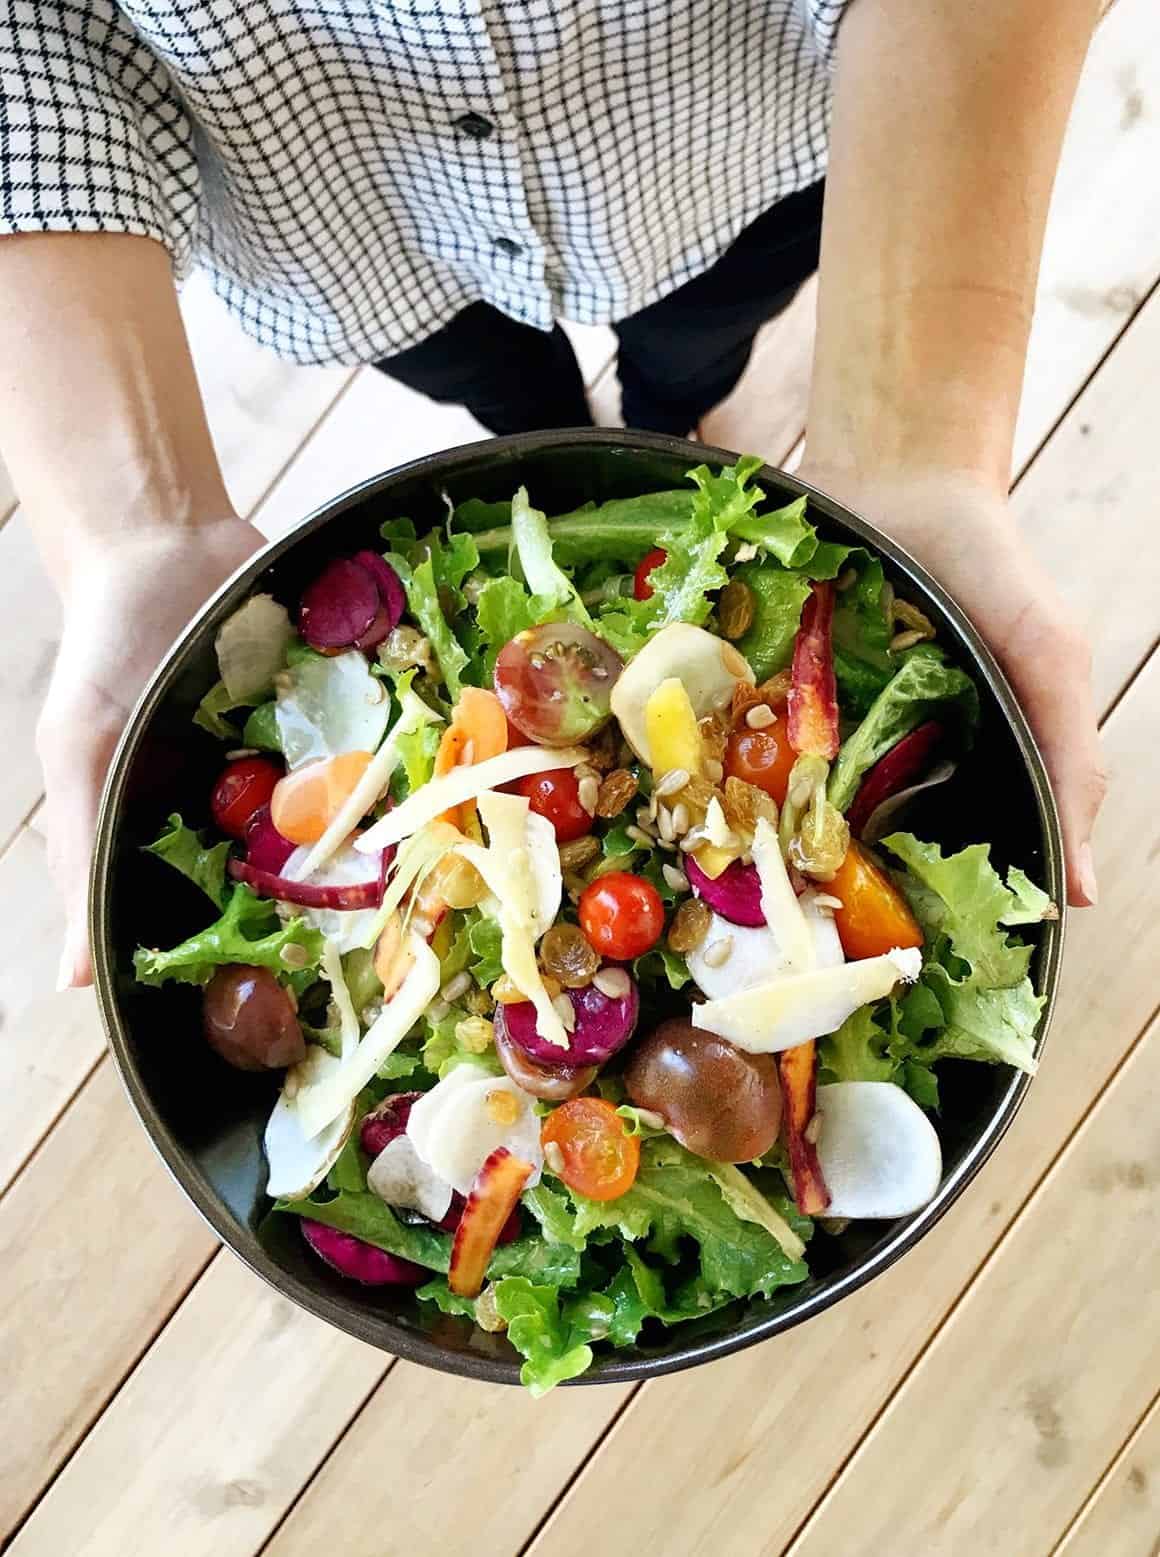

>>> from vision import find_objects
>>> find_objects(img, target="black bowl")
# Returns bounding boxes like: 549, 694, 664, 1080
91, 429, 1065, 1386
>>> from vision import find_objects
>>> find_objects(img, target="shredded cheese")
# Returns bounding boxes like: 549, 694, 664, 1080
751, 817, 815, 975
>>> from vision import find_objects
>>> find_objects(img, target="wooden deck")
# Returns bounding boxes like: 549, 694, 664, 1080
2, 3, 1158, 1551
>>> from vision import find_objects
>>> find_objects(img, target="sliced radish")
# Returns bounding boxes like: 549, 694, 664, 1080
861, 760, 957, 846
353, 550, 406, 637
497, 978, 638, 1067
779, 1041, 829, 1215
688, 891, 843, 1000
301, 1219, 427, 1286
367, 1134, 454, 1223
686, 855, 765, 927
407, 1071, 543, 1195
449, 1147, 534, 1298
847, 721, 945, 838
814, 1082, 942, 1218
299, 558, 381, 650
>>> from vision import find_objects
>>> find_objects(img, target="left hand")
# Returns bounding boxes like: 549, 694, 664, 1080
795, 462, 1105, 908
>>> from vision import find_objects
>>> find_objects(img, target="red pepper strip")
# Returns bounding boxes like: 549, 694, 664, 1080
846, 721, 945, 837
778, 1041, 831, 1216
228, 857, 384, 910
787, 581, 840, 760
449, 1147, 534, 1298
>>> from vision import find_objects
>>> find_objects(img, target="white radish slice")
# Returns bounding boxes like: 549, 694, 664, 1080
814, 1082, 942, 1218
282, 840, 385, 954
407, 1072, 543, 1194
693, 946, 922, 1054
216, 594, 293, 702
275, 650, 390, 769
688, 893, 844, 1000
610, 623, 754, 763
366, 1135, 454, 1222
264, 1045, 354, 1200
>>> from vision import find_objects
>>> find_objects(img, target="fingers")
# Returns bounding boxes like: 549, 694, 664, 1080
37, 691, 125, 990
1004, 618, 1107, 909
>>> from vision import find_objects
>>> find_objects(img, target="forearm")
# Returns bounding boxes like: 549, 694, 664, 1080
0, 232, 232, 588
806, 0, 1099, 496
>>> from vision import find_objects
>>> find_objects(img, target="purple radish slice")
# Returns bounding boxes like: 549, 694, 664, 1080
685, 854, 766, 928
245, 805, 296, 874
360, 1091, 423, 1158
497, 978, 639, 1068
299, 558, 381, 651
301, 1219, 427, 1286
353, 551, 406, 635
228, 857, 384, 910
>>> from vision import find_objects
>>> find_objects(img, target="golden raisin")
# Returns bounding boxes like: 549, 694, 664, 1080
667, 897, 713, 954
433, 854, 488, 910
731, 680, 764, 723
595, 768, 639, 818
463, 985, 494, 1016
756, 669, 793, 706
583, 725, 619, 772
679, 774, 718, 813
455, 1016, 496, 1053
789, 795, 851, 881
540, 923, 600, 988
491, 974, 526, 1005
698, 713, 729, 765
718, 579, 756, 639
558, 834, 601, 871
485, 1088, 522, 1125
722, 775, 778, 837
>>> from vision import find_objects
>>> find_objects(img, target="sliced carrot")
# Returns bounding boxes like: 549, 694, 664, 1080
434, 687, 509, 828
269, 750, 374, 845
830, 841, 923, 961
779, 1041, 830, 1216
449, 1147, 533, 1298
373, 909, 416, 999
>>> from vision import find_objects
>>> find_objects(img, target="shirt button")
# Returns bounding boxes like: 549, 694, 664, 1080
454, 111, 494, 140
493, 236, 523, 257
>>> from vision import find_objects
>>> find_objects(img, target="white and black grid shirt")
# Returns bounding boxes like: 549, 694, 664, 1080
1, 2, 848, 366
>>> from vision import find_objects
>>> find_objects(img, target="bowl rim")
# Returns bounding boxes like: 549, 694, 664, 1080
91, 427, 1066, 1387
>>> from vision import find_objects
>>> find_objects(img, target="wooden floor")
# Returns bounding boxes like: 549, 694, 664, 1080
3, 4, 1159, 1552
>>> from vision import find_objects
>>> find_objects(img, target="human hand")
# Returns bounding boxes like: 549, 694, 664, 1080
795, 463, 1105, 908
37, 514, 264, 988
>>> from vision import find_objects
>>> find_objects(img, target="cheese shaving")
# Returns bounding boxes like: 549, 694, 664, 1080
751, 817, 814, 975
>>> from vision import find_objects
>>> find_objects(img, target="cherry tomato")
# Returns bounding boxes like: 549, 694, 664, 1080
512, 768, 591, 843
633, 547, 668, 601
829, 841, 923, 961
211, 756, 282, 839
541, 1097, 640, 1201
578, 872, 664, 960
202, 965, 304, 1071
269, 750, 374, 845
725, 722, 797, 808
493, 622, 623, 746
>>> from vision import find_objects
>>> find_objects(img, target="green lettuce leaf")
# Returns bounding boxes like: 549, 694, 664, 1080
193, 679, 257, 740
143, 814, 231, 910
830, 555, 896, 719
819, 1005, 897, 1084
522, 1183, 588, 1251
395, 716, 441, 797
828, 650, 979, 813
569, 1139, 809, 1299
133, 885, 323, 988
730, 492, 817, 568
494, 1278, 596, 1395
465, 907, 504, 985
510, 486, 593, 627
733, 562, 812, 681
633, 945, 690, 990
241, 701, 283, 753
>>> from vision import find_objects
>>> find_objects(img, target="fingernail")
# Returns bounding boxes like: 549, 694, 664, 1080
1077, 843, 1099, 906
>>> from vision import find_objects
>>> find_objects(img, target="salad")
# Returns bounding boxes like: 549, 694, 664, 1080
134, 458, 1057, 1393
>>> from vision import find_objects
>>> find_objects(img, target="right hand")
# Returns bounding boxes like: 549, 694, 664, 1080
37, 514, 264, 989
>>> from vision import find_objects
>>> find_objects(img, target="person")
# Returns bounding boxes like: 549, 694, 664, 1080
0, 0, 1105, 990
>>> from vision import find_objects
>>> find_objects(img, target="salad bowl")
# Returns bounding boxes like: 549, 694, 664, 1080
91, 429, 1064, 1388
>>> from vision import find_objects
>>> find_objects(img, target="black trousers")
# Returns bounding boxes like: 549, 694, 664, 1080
373, 181, 824, 436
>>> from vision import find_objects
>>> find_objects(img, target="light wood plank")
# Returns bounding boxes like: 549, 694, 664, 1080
8, 1254, 384, 1557
522, 646, 1160, 1557
1014, 0, 1160, 471
789, 1013, 1160, 1557
0, 828, 104, 1196
0, 1061, 218, 1541
1012, 281, 1160, 712
1055, 1394, 1160, 1557
266, 1364, 631, 1557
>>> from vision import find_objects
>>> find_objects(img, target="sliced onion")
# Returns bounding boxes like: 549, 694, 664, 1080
245, 805, 296, 874
861, 760, 957, 845
229, 857, 383, 910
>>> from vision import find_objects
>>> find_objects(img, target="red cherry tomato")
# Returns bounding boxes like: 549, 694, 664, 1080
578, 872, 664, 961
512, 768, 591, 843
633, 547, 668, 601
724, 723, 797, 808
210, 756, 282, 839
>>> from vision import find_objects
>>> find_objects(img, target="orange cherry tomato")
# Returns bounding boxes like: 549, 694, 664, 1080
724, 721, 797, 807
541, 1097, 640, 1201
210, 756, 282, 839
829, 841, 924, 961
434, 686, 509, 828
269, 750, 373, 845
633, 547, 668, 601
578, 872, 664, 960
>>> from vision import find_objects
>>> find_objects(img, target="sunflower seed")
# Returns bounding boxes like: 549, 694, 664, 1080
835, 566, 859, 592
703, 758, 725, 784
812, 893, 844, 911
671, 801, 691, 836
890, 628, 927, 653
626, 825, 655, 848
279, 943, 310, 971
662, 863, 690, 893
593, 967, 632, 999
553, 993, 577, 1032
745, 703, 776, 730
440, 970, 471, 1004
578, 775, 600, 815
654, 767, 690, 799
283, 1069, 301, 1100
657, 805, 675, 842
804, 1113, 823, 1144
544, 1141, 566, 1175
225, 748, 259, 761
702, 936, 734, 968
